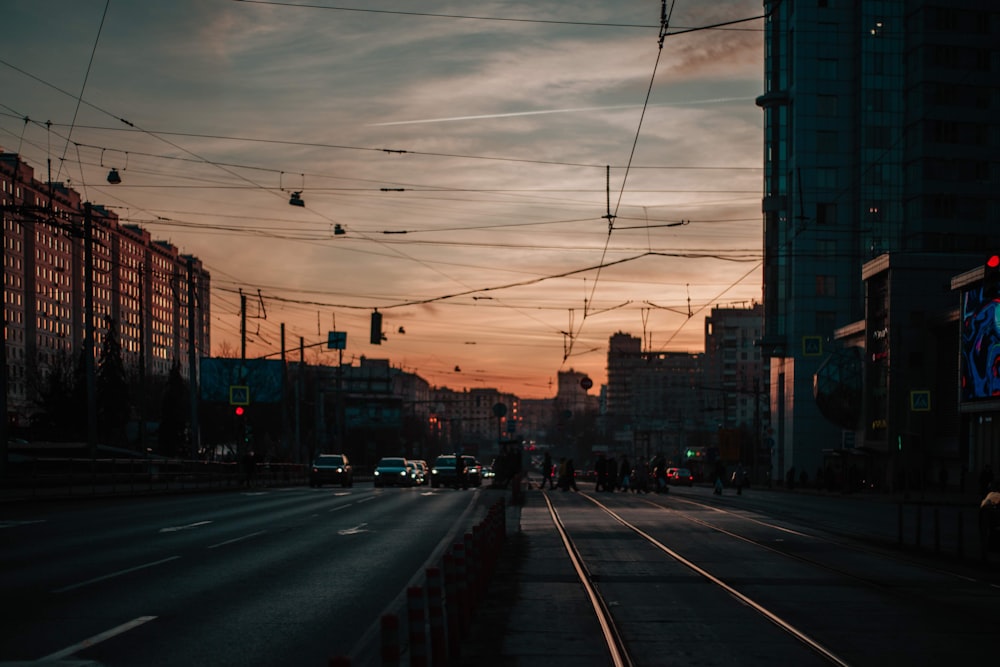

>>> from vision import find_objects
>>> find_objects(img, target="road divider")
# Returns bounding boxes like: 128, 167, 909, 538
330, 496, 508, 666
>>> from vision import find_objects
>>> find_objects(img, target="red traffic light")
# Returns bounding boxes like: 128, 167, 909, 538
234, 406, 245, 416
988, 255, 1000, 269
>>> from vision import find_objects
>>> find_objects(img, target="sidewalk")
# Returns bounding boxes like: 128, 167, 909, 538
457, 489, 609, 667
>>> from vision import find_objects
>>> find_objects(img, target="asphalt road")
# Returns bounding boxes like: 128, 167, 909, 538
0, 484, 484, 666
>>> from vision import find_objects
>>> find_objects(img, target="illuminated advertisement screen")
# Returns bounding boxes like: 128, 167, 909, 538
960, 284, 1000, 401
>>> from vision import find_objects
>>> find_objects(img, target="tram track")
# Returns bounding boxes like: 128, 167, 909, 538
656, 493, 1000, 596
537, 487, 1000, 666
542, 490, 851, 667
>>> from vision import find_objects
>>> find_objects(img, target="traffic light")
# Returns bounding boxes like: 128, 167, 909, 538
234, 406, 245, 417
985, 254, 1000, 298
370, 310, 383, 345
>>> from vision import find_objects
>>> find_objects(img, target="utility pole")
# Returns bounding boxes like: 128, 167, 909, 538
187, 257, 200, 457
84, 203, 98, 458
281, 323, 288, 459
296, 336, 304, 462
240, 291, 247, 362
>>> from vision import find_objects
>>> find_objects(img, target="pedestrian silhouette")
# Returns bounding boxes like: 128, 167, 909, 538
540, 451, 554, 489
606, 455, 617, 492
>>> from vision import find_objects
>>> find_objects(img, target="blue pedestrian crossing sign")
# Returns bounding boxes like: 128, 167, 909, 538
802, 336, 822, 356
230, 385, 250, 406
910, 390, 930, 411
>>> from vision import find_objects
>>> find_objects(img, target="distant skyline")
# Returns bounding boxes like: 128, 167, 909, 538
1, 1, 764, 398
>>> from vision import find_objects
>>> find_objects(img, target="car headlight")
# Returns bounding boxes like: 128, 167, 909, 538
374, 470, 381, 476
399, 470, 408, 477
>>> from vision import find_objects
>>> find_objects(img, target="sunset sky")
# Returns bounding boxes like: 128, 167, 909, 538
1, 1, 765, 399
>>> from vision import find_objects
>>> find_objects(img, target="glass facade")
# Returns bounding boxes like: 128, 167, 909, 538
757, 0, 999, 478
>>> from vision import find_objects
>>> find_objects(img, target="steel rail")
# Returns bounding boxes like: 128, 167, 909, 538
666, 493, 1000, 589
540, 490, 633, 667
579, 492, 852, 667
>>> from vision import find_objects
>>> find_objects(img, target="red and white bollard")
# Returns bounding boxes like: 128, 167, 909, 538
407, 586, 428, 667
425, 566, 448, 665
380, 614, 399, 667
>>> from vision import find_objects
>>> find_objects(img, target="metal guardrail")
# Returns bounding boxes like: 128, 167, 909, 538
1, 457, 308, 500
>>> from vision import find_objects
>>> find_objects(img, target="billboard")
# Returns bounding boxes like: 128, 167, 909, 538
200, 358, 284, 404
959, 285, 1000, 402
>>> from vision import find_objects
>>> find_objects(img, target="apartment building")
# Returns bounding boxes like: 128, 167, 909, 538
1, 152, 210, 429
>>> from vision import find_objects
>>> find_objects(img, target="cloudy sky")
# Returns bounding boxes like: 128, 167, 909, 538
1, 0, 764, 398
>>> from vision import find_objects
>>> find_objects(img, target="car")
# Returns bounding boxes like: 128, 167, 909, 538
407, 460, 426, 486
414, 460, 429, 484
670, 467, 694, 486
665, 467, 679, 483
463, 456, 483, 487
309, 453, 353, 488
373, 457, 414, 487
430, 454, 470, 489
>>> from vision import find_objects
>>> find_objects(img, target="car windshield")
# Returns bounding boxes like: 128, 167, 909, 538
315, 455, 344, 465
435, 456, 456, 467
379, 458, 406, 467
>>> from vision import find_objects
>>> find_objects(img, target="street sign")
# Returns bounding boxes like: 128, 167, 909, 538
230, 385, 250, 406
910, 390, 931, 411
802, 336, 823, 356
328, 331, 347, 350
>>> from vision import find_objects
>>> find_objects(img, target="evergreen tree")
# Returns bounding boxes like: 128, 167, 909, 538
30, 350, 81, 441
159, 361, 189, 457
97, 318, 131, 447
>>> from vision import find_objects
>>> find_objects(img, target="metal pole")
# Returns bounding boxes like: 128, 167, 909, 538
84, 203, 98, 457
187, 258, 200, 457
281, 323, 288, 459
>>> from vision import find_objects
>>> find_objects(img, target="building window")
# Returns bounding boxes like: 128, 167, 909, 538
816, 202, 837, 225
866, 125, 891, 149
816, 311, 837, 333
817, 131, 838, 154
867, 203, 883, 222
816, 275, 837, 297
818, 95, 837, 116
816, 168, 837, 189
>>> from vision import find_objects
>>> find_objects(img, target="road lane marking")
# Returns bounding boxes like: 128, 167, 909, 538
53, 556, 181, 593
159, 520, 212, 533
208, 530, 266, 549
39, 615, 157, 661
357, 496, 377, 504
338, 523, 369, 535
329, 504, 352, 512
0, 519, 46, 529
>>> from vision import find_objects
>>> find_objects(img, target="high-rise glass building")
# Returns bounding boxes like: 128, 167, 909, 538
756, 1, 998, 480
